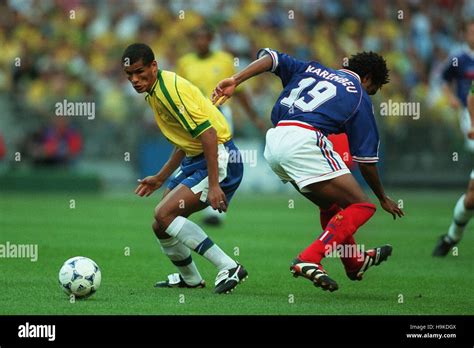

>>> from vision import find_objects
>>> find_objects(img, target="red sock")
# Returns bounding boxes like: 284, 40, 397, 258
320, 204, 366, 272
340, 235, 365, 273
320, 204, 341, 230
320, 204, 363, 271
299, 203, 376, 265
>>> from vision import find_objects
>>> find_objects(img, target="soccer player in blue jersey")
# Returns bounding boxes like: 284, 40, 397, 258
433, 21, 474, 256
212, 49, 404, 292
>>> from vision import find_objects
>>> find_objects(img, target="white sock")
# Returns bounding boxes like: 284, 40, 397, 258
166, 216, 237, 271
448, 194, 474, 242
158, 237, 203, 285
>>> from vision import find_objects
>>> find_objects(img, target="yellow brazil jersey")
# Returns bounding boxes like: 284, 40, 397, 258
145, 70, 231, 157
176, 51, 235, 98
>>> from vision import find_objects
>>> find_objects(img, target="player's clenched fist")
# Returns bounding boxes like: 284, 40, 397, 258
135, 176, 163, 197
211, 77, 237, 106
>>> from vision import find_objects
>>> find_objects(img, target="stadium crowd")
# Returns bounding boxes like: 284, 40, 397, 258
0, 0, 472, 166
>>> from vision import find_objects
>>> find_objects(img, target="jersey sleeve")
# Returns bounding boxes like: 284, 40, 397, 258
173, 76, 212, 138
344, 97, 380, 163
256, 48, 307, 86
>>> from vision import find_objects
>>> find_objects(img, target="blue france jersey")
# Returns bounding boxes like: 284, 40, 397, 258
441, 47, 474, 107
258, 48, 379, 163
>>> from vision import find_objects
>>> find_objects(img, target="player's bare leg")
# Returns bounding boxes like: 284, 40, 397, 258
152, 185, 207, 288
301, 173, 371, 207
152, 184, 208, 239
153, 184, 247, 293
291, 182, 337, 230
290, 173, 392, 290
433, 176, 474, 256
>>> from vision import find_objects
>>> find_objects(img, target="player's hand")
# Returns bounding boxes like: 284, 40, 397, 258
380, 196, 404, 220
468, 127, 474, 139
207, 184, 228, 213
211, 77, 237, 106
135, 175, 163, 197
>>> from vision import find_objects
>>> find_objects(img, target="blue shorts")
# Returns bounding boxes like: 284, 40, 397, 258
167, 140, 244, 205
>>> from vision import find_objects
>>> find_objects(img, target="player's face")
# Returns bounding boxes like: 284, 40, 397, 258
362, 77, 381, 95
366, 82, 382, 95
123, 59, 157, 94
194, 32, 212, 56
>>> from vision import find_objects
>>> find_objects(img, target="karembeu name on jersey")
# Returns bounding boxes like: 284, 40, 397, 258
304, 66, 358, 93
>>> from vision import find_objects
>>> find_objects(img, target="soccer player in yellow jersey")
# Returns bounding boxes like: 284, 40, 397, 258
177, 25, 266, 133
177, 25, 265, 226
122, 43, 247, 294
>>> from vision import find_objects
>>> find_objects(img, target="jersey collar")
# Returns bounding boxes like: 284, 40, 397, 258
339, 68, 361, 83
146, 70, 160, 99
195, 51, 214, 60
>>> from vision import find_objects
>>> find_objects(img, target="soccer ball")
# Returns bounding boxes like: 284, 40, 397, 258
58, 256, 101, 299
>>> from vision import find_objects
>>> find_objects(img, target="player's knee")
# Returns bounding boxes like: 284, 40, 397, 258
152, 219, 172, 239
153, 208, 176, 236
339, 193, 371, 208
153, 208, 173, 227
151, 220, 162, 235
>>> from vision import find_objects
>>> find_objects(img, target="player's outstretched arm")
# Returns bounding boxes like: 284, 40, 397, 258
211, 54, 273, 106
135, 147, 185, 197
358, 162, 404, 219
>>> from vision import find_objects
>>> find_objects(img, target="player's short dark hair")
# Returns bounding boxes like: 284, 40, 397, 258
121, 43, 155, 66
346, 51, 390, 86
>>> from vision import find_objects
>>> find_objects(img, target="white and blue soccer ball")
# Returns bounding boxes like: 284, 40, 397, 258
58, 256, 101, 299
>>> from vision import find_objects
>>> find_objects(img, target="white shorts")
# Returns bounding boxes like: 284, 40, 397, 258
264, 120, 350, 192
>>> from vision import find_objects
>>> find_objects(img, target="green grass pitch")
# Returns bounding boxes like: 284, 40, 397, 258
0, 190, 472, 315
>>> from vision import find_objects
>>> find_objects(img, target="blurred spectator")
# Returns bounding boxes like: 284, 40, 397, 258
0, 0, 469, 166
21, 118, 82, 166
0, 134, 6, 160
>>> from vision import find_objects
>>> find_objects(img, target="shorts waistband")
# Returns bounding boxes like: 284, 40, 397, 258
186, 139, 236, 160
276, 121, 319, 132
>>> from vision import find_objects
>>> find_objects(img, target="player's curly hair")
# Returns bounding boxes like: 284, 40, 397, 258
346, 51, 390, 86
121, 43, 155, 66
